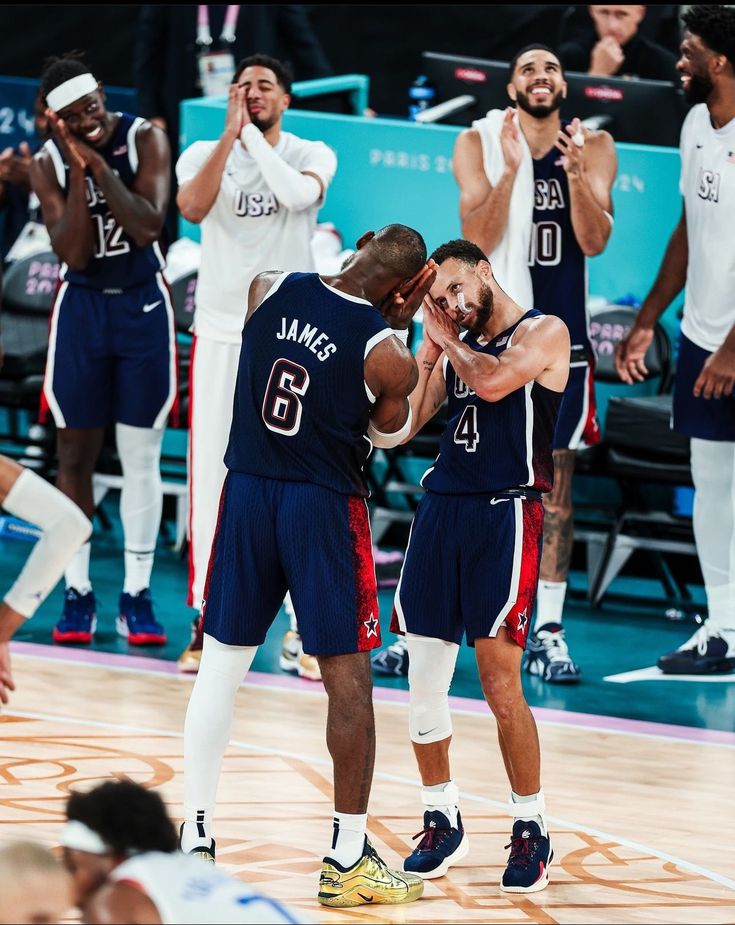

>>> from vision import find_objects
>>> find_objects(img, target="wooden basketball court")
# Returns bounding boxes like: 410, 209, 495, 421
2, 646, 734, 924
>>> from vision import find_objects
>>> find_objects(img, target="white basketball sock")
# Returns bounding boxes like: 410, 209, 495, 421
534, 581, 567, 631
511, 789, 547, 837
65, 542, 92, 594
705, 583, 735, 634
422, 780, 459, 828
183, 634, 257, 849
330, 812, 367, 867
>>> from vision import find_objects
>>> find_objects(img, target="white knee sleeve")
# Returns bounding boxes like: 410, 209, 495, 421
116, 423, 164, 552
407, 633, 459, 744
690, 438, 735, 589
3, 469, 92, 617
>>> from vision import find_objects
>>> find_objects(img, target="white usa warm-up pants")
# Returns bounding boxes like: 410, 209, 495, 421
186, 334, 240, 612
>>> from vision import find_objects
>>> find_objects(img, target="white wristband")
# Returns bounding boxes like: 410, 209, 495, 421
367, 405, 413, 448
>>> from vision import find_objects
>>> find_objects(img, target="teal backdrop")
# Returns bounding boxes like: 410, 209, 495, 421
179, 95, 685, 346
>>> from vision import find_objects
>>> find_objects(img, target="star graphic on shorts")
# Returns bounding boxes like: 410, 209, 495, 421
517, 608, 528, 632
364, 613, 379, 638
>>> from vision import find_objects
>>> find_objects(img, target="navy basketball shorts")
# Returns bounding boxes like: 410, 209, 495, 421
392, 491, 544, 649
202, 472, 382, 656
42, 273, 177, 429
672, 333, 735, 441
553, 359, 601, 451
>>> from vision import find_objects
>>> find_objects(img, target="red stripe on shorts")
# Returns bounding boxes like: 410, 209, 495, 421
348, 497, 381, 652
505, 499, 544, 649
582, 359, 601, 447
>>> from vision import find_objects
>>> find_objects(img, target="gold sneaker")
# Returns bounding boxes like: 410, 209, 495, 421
298, 651, 322, 682
318, 838, 424, 907
279, 629, 322, 682
177, 615, 204, 673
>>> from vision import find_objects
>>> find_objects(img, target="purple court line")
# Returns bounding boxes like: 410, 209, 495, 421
11, 640, 735, 747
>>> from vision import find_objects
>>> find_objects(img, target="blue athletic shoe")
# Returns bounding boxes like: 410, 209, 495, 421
403, 810, 469, 879
116, 589, 166, 646
53, 588, 97, 644
500, 820, 553, 893
371, 637, 409, 676
523, 623, 581, 683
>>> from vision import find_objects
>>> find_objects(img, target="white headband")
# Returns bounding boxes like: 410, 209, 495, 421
46, 73, 99, 113
62, 820, 111, 855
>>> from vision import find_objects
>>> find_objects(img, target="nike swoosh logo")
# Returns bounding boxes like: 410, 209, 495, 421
418, 727, 437, 736
357, 892, 373, 903
143, 300, 161, 313
490, 497, 510, 505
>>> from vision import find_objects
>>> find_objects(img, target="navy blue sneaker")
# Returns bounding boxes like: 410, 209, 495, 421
371, 637, 409, 676
403, 810, 469, 879
523, 623, 581, 683
658, 623, 735, 674
53, 588, 97, 644
116, 589, 166, 645
500, 820, 553, 893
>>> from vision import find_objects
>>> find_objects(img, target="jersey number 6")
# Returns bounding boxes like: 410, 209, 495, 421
262, 358, 310, 436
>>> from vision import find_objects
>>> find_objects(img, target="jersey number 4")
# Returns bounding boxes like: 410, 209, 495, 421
262, 358, 310, 436
454, 404, 479, 452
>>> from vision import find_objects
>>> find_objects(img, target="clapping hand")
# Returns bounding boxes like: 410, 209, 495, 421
556, 117, 589, 177
46, 110, 92, 172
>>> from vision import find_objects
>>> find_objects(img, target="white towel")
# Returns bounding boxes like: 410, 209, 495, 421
472, 108, 534, 308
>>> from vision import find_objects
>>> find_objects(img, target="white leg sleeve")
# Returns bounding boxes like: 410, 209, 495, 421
3, 469, 92, 617
407, 633, 460, 744
116, 423, 164, 592
690, 438, 735, 628
188, 338, 240, 611
184, 634, 258, 822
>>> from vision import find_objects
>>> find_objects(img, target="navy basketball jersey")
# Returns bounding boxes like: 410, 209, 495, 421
225, 272, 393, 497
43, 113, 164, 289
422, 310, 561, 495
529, 126, 590, 354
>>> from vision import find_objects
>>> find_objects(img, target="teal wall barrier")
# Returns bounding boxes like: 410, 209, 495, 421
180, 95, 684, 344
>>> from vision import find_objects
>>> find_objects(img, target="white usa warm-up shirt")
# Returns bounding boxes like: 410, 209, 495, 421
176, 132, 337, 344
679, 103, 735, 353
111, 852, 307, 924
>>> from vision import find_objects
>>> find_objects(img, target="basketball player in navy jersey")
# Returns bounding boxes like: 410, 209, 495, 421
452, 44, 617, 683
393, 239, 570, 891
30, 54, 175, 647
617, 5, 735, 674
181, 225, 435, 908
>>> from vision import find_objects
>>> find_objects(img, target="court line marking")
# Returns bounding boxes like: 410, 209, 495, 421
11, 644, 735, 749
3, 705, 735, 896
605, 666, 735, 684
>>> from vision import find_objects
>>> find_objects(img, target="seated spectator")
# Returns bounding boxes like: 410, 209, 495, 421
0, 840, 72, 925
559, 5, 679, 82
61, 779, 307, 923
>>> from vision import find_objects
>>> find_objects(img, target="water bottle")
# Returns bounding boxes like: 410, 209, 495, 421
408, 75, 436, 121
